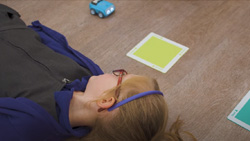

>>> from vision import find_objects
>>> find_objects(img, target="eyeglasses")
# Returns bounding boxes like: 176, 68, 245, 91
98, 69, 128, 112
112, 69, 128, 98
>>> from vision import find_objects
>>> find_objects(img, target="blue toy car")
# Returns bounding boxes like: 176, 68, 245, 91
89, 0, 115, 18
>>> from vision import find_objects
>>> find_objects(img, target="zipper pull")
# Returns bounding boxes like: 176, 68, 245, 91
62, 78, 71, 84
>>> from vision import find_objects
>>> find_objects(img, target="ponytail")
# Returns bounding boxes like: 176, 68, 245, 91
153, 116, 197, 141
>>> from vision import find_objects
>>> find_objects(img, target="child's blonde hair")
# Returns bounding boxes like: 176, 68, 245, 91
82, 76, 196, 141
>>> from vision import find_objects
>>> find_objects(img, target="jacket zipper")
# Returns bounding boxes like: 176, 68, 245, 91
6, 40, 71, 85
62, 78, 71, 84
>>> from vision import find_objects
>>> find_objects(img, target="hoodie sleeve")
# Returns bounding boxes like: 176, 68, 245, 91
0, 97, 69, 141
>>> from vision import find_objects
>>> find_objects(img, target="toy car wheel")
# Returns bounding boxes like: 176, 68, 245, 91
98, 12, 104, 18
90, 9, 96, 15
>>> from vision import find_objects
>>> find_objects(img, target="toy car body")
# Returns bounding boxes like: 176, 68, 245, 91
89, 0, 115, 18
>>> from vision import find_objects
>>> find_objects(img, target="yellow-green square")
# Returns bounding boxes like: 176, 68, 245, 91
133, 36, 182, 68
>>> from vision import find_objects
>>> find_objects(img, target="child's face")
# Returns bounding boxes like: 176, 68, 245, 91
84, 73, 135, 99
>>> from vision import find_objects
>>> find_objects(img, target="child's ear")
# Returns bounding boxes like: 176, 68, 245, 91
97, 97, 116, 110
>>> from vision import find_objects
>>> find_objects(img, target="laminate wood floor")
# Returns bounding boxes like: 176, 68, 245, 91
1, 0, 250, 140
